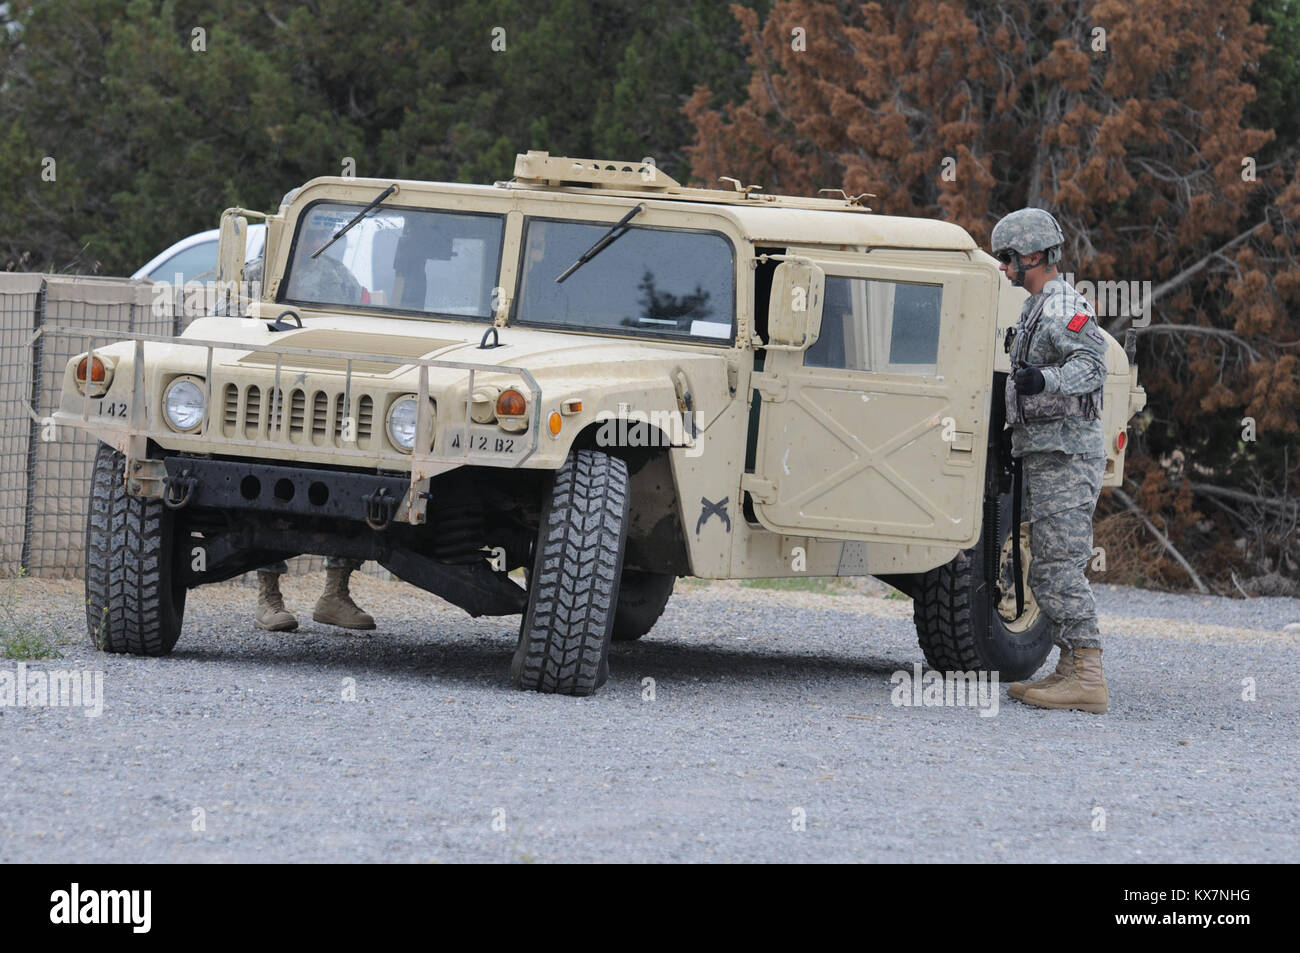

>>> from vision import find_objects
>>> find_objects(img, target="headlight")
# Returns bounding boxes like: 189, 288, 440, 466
386, 395, 434, 453
470, 386, 499, 424
163, 377, 205, 432
387, 396, 418, 451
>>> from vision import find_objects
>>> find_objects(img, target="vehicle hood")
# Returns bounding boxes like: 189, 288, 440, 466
182, 314, 737, 426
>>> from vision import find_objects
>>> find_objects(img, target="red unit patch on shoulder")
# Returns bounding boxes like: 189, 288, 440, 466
1066, 311, 1089, 332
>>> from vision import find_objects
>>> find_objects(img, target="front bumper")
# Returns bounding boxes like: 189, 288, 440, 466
163, 456, 411, 529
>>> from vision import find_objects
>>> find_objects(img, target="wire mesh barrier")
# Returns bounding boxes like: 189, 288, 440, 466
0, 274, 43, 574
26, 277, 172, 577
0, 273, 392, 585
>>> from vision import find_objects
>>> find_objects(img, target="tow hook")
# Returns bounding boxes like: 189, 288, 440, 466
363, 486, 396, 530
163, 469, 196, 509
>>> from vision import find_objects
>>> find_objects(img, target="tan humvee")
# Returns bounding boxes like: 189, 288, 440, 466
50, 151, 1146, 695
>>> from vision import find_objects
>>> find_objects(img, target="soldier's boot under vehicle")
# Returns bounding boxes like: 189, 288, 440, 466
255, 572, 298, 632
313, 568, 376, 630
1019, 647, 1108, 713
1007, 647, 1074, 700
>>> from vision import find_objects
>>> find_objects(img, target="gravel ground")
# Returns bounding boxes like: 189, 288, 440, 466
2, 572, 1297, 863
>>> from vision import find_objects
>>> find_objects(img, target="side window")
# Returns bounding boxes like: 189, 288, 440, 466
804, 276, 941, 376
148, 240, 218, 284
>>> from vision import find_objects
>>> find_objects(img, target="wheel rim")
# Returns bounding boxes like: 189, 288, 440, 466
996, 524, 1040, 633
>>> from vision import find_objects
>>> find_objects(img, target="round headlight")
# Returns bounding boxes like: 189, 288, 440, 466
386, 395, 419, 452
164, 378, 205, 432
470, 386, 499, 425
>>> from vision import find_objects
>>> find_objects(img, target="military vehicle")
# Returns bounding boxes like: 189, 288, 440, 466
46, 151, 1146, 695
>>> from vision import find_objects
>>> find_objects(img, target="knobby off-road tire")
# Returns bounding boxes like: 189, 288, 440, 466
912, 488, 1052, 681
511, 449, 630, 695
611, 571, 675, 642
85, 442, 186, 655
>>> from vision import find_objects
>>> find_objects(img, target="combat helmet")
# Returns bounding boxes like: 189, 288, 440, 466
991, 208, 1064, 286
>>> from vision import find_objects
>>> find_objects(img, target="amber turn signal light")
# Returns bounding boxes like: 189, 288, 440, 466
548, 411, 562, 436
77, 355, 106, 382
496, 388, 527, 417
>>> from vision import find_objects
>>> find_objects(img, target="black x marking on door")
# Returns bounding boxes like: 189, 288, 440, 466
697, 496, 731, 535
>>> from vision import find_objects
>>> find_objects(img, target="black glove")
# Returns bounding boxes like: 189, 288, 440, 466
1014, 366, 1046, 395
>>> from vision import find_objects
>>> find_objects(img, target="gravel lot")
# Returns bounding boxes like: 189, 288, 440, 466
2, 572, 1297, 863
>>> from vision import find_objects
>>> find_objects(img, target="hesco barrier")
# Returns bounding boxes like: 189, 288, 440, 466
0, 273, 384, 583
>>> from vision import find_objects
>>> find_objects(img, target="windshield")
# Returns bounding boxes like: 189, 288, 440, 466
515, 219, 735, 341
281, 202, 504, 318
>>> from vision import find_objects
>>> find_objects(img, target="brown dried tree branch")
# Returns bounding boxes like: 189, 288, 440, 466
1110, 487, 1210, 593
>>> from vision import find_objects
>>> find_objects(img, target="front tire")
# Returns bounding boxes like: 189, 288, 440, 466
912, 488, 1052, 681
511, 449, 630, 695
85, 443, 186, 655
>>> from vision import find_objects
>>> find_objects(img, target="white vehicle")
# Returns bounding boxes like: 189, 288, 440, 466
133, 225, 267, 284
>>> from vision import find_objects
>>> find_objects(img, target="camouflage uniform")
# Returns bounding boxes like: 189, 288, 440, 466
285, 249, 364, 306
1006, 275, 1109, 651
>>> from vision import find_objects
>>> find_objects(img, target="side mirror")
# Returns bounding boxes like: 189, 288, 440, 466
217, 209, 248, 284
767, 259, 824, 349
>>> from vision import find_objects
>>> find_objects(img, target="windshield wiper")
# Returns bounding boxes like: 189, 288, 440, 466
311, 184, 398, 259
555, 203, 644, 283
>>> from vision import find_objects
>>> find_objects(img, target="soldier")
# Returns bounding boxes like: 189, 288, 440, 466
992, 208, 1110, 713
284, 214, 365, 305
250, 213, 373, 632
255, 558, 375, 632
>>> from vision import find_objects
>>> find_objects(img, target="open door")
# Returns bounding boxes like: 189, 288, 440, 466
744, 249, 996, 547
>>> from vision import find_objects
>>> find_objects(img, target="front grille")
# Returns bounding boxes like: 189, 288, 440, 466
289, 389, 305, 435
223, 383, 238, 430
312, 392, 328, 439
219, 381, 378, 450
244, 385, 261, 440
357, 395, 373, 439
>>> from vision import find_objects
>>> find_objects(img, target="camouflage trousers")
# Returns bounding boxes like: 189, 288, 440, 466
1022, 450, 1106, 651
261, 557, 362, 574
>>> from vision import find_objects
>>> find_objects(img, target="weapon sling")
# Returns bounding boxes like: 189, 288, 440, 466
1011, 455, 1025, 619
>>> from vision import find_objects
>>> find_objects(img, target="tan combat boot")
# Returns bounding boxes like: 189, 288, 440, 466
255, 571, 298, 631
1008, 648, 1073, 700
1020, 647, 1108, 713
313, 567, 376, 630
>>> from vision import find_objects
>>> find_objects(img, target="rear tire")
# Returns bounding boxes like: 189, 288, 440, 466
511, 449, 629, 695
611, 571, 675, 642
85, 443, 186, 655
912, 488, 1052, 681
